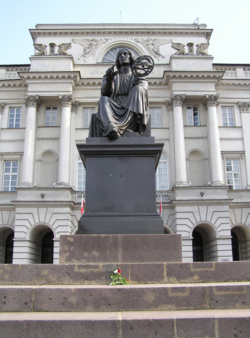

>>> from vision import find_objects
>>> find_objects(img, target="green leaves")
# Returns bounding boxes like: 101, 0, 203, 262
109, 270, 129, 285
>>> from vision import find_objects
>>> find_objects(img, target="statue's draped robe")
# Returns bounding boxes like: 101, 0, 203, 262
89, 73, 149, 137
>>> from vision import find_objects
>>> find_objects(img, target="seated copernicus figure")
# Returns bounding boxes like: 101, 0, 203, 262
89, 48, 149, 138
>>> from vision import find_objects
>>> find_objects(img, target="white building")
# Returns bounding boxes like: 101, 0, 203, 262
0, 23, 250, 264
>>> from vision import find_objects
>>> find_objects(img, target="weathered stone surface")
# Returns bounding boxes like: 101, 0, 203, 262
1, 283, 250, 312
59, 234, 182, 264
0, 310, 250, 338
0, 261, 250, 285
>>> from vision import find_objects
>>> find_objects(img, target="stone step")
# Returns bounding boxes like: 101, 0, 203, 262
0, 309, 249, 338
1, 282, 250, 312
0, 261, 250, 285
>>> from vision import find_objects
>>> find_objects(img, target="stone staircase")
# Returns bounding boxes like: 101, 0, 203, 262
0, 235, 250, 337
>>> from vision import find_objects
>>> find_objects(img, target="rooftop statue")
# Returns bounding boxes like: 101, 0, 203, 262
89, 49, 154, 139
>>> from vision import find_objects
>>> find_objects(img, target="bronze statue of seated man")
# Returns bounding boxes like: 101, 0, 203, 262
89, 48, 150, 139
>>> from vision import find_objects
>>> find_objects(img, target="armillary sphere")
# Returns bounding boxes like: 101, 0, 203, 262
132, 55, 154, 77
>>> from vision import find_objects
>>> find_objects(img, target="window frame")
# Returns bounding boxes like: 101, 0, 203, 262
83, 107, 96, 129
222, 106, 235, 127
44, 106, 58, 127
225, 158, 242, 190
155, 154, 169, 191
150, 107, 162, 128
8, 107, 21, 128
186, 105, 200, 126
77, 157, 86, 191
2, 160, 19, 192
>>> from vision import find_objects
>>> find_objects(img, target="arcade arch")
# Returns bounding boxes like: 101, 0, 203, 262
192, 223, 217, 262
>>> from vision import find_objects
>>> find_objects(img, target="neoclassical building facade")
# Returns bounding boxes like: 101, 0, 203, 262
0, 23, 250, 264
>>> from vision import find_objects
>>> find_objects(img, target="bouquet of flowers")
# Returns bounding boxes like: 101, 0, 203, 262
109, 269, 129, 285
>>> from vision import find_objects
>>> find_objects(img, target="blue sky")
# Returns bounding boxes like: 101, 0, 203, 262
0, 0, 249, 64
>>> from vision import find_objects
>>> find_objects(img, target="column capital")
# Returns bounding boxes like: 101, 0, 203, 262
171, 94, 185, 107
0, 102, 5, 114
71, 100, 79, 113
204, 94, 219, 108
238, 101, 250, 113
59, 95, 74, 107
25, 96, 40, 108
166, 100, 173, 111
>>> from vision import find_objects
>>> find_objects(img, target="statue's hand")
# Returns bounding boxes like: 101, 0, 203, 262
132, 76, 144, 86
106, 65, 116, 81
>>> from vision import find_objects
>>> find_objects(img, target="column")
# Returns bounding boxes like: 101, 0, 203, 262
21, 96, 40, 186
0, 103, 5, 136
171, 95, 188, 186
238, 102, 250, 188
58, 95, 73, 185
204, 94, 224, 186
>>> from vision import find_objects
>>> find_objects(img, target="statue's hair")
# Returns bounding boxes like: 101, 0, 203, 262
115, 48, 135, 69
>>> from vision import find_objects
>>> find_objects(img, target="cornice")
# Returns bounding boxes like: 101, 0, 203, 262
18, 71, 81, 83
217, 80, 250, 87
0, 80, 25, 88
30, 24, 212, 41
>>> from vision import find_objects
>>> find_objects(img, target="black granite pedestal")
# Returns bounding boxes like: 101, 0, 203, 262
77, 136, 164, 234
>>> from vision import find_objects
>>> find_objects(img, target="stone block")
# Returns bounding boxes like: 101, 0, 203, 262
59, 234, 182, 264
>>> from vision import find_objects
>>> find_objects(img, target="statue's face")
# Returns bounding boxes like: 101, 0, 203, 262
118, 49, 130, 66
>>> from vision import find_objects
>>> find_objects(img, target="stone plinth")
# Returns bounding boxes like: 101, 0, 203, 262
77, 137, 164, 234
59, 234, 182, 264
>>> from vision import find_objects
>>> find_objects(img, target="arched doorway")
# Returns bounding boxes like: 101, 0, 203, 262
28, 225, 54, 264
0, 227, 14, 264
231, 226, 250, 261
4, 233, 14, 264
231, 230, 239, 261
192, 230, 204, 262
41, 232, 54, 264
192, 224, 217, 262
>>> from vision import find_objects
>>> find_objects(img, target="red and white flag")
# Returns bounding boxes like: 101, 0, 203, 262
81, 196, 85, 215
159, 192, 162, 215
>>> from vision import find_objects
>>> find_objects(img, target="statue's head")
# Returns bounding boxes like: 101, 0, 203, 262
116, 48, 135, 69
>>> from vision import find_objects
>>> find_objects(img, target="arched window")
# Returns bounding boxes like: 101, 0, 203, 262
4, 233, 14, 264
78, 157, 86, 191
155, 154, 168, 190
41, 232, 54, 264
102, 47, 139, 63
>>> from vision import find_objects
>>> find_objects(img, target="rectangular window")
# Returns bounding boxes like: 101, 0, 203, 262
222, 107, 234, 126
187, 106, 199, 126
83, 108, 95, 128
3, 161, 18, 191
78, 158, 86, 191
150, 108, 162, 128
226, 159, 241, 190
8, 108, 21, 128
155, 155, 168, 190
45, 107, 57, 126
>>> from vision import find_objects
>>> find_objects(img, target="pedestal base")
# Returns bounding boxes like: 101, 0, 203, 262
77, 137, 164, 234
60, 234, 182, 264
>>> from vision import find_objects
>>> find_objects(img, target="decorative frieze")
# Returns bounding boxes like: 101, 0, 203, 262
204, 94, 219, 108
59, 95, 74, 107
25, 96, 40, 108
238, 102, 250, 113
134, 38, 172, 60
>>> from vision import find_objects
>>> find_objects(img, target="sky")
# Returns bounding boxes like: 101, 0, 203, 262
0, 0, 249, 65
